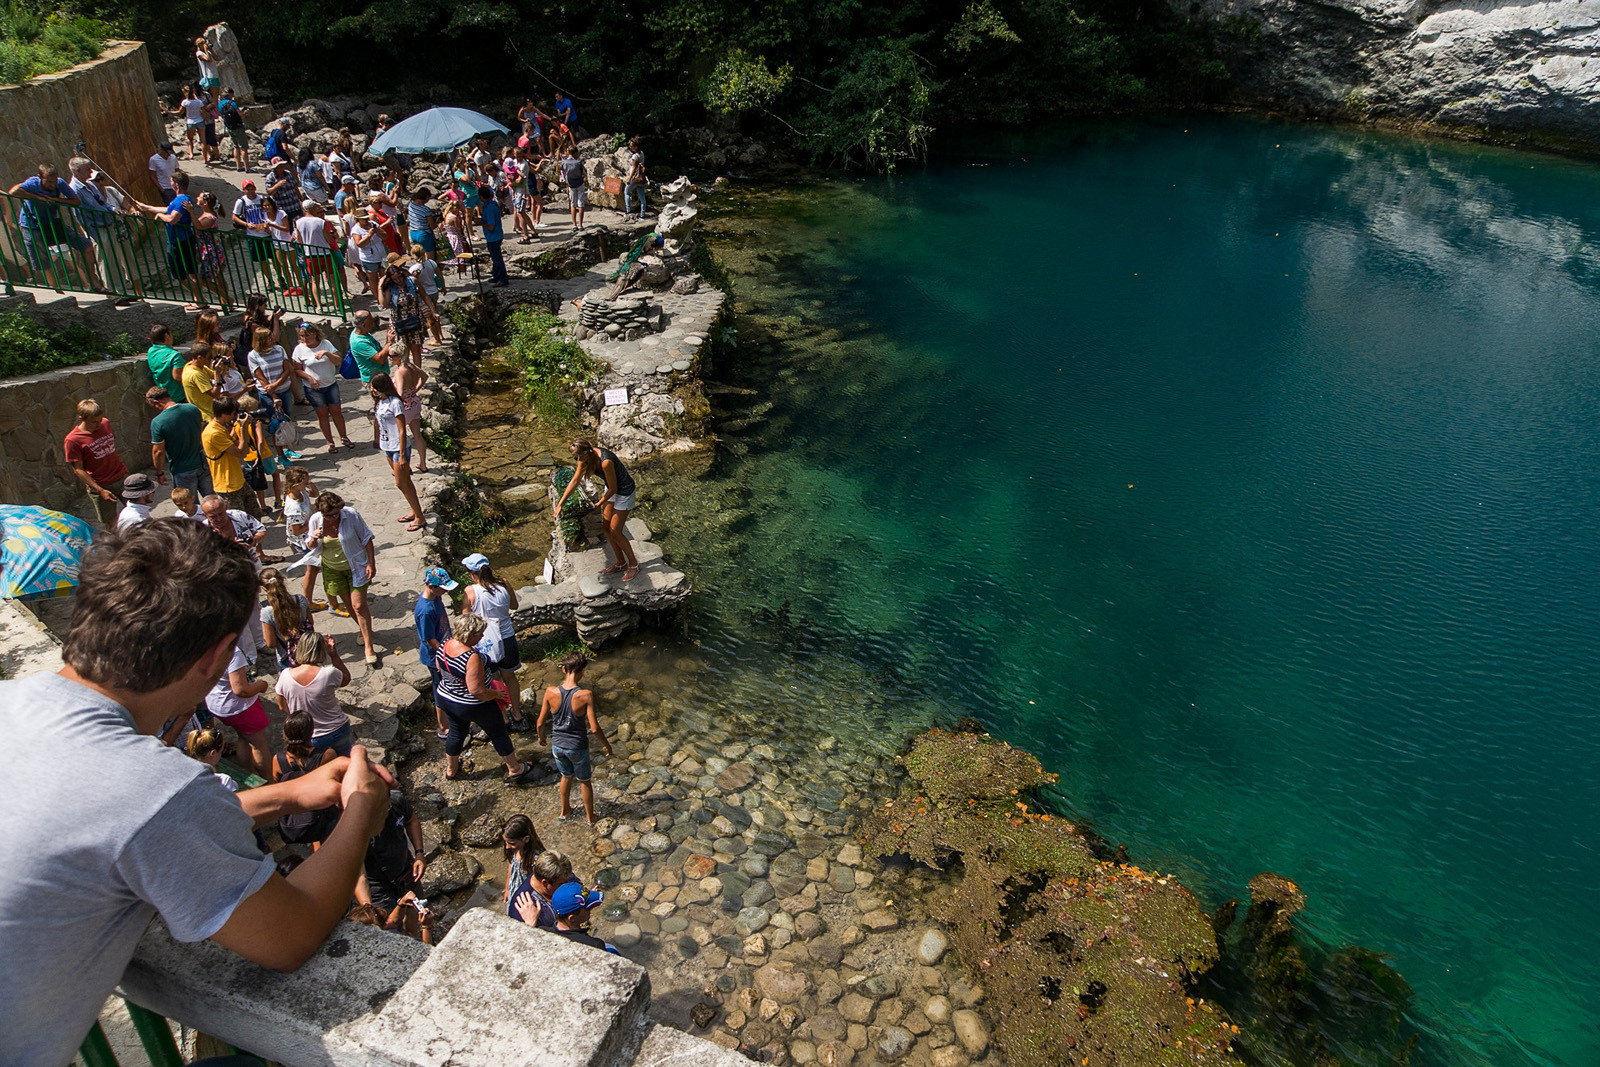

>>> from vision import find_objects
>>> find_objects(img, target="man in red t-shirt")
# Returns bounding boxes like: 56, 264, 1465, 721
63, 398, 129, 527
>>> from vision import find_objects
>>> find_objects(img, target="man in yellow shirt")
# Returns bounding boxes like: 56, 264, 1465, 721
181, 342, 222, 418
201, 397, 261, 517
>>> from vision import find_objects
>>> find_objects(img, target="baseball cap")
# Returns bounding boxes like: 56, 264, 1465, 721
423, 566, 459, 591
342, 174, 357, 185
550, 882, 604, 917
461, 552, 490, 572
241, 179, 256, 189
122, 473, 156, 499
158, 141, 173, 152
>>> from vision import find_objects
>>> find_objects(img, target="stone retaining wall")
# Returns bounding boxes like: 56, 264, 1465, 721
0, 353, 155, 517
0, 41, 166, 203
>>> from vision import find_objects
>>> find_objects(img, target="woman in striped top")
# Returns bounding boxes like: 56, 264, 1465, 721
436, 614, 537, 784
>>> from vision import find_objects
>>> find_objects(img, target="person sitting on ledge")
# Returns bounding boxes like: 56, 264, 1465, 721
0, 519, 395, 1067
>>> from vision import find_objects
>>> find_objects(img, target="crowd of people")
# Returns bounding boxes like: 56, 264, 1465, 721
7, 75, 646, 313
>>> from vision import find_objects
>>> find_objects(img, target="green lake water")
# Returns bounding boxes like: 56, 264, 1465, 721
644, 116, 1600, 1066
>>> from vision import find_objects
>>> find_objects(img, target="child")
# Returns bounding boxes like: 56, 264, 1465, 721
185, 726, 238, 793
171, 486, 204, 521
272, 712, 337, 845
408, 243, 446, 346
535, 652, 616, 826
235, 394, 284, 515
169, 85, 207, 160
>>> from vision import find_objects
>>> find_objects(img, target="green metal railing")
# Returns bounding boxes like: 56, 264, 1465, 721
79, 1001, 185, 1067
0, 190, 349, 319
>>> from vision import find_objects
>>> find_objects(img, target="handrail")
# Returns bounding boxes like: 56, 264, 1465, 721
0, 190, 349, 319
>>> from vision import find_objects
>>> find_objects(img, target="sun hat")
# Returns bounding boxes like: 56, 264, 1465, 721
121, 473, 157, 499
423, 566, 459, 590
461, 552, 490, 572
550, 882, 604, 917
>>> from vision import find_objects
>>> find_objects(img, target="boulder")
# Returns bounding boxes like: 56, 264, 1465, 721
203, 22, 255, 104
655, 201, 698, 241
417, 850, 482, 897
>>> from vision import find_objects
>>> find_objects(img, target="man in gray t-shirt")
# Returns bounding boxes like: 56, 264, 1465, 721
560, 148, 587, 231
0, 518, 393, 1067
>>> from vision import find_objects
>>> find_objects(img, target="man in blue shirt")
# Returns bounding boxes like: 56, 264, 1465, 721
478, 184, 509, 286
555, 93, 577, 130
7, 162, 95, 290
414, 567, 457, 740
132, 169, 205, 309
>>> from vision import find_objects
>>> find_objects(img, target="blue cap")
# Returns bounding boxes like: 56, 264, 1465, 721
461, 552, 490, 572
551, 882, 604, 916
423, 566, 458, 590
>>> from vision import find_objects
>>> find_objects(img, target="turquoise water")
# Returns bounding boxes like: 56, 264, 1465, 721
658, 116, 1600, 1066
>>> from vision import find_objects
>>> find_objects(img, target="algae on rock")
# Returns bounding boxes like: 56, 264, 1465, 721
864, 729, 1240, 1066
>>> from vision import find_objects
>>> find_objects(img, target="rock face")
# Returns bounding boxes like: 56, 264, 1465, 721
1203, 0, 1600, 140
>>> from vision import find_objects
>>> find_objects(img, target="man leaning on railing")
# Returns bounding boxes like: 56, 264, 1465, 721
0, 519, 396, 1067
6, 161, 102, 293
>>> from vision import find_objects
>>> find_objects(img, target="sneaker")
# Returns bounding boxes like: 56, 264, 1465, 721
506, 716, 531, 733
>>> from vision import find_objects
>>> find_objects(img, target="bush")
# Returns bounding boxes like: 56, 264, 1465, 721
0, 311, 131, 378
502, 307, 601, 431
0, 7, 107, 84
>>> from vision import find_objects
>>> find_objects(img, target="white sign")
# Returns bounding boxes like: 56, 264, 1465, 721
603, 387, 629, 406
542, 558, 554, 584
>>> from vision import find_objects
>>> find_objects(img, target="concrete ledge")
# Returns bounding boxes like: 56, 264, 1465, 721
120, 919, 429, 1067
348, 910, 652, 1067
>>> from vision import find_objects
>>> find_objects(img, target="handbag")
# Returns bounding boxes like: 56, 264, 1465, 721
242, 459, 268, 492
339, 351, 360, 379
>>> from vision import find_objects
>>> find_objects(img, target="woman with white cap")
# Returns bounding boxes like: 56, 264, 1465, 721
461, 552, 527, 731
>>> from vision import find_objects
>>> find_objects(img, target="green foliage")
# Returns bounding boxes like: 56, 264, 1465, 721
704, 49, 793, 114
434, 476, 509, 555
100, 0, 1240, 168
0, 312, 128, 378
801, 38, 935, 171
0, 4, 107, 85
502, 307, 600, 431
419, 416, 458, 461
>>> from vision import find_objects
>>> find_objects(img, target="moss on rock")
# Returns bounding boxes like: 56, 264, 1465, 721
864, 729, 1241, 1066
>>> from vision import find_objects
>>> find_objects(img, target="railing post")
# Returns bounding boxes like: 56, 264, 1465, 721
125, 1002, 186, 1067
77, 1020, 120, 1067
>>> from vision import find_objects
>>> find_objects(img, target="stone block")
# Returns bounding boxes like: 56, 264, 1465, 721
633, 1020, 753, 1066
352, 909, 651, 1066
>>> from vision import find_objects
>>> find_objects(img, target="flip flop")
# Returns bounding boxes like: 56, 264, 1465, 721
405, 521, 424, 532
506, 762, 538, 784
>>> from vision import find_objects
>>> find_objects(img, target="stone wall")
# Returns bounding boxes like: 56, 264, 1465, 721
0, 354, 154, 518
0, 41, 166, 202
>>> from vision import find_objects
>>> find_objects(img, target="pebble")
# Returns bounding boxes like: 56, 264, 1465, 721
860, 909, 899, 931
875, 1025, 913, 1063
930, 1048, 968, 1067
735, 906, 771, 936
916, 928, 949, 966
743, 933, 768, 956
611, 923, 641, 948
640, 832, 672, 854
923, 996, 951, 1025
951, 1009, 989, 1055
829, 865, 857, 894
662, 915, 689, 934
839, 993, 874, 1023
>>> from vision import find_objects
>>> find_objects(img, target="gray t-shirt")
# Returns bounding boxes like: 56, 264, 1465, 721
0, 671, 276, 1066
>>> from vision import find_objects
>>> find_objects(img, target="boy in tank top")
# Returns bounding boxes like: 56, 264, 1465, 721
536, 651, 615, 826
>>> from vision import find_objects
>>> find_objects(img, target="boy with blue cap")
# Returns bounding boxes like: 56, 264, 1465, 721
415, 566, 458, 739
550, 881, 618, 954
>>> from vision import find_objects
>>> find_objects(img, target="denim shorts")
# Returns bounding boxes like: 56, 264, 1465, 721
384, 443, 412, 465
310, 720, 352, 758
552, 745, 591, 782
307, 382, 341, 409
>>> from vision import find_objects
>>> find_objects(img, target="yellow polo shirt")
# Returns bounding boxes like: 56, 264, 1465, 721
182, 362, 215, 418
202, 419, 244, 493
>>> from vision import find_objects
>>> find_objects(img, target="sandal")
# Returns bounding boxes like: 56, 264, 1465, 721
506, 715, 531, 733
436, 729, 449, 740
506, 761, 537, 784
329, 605, 352, 618
405, 521, 425, 532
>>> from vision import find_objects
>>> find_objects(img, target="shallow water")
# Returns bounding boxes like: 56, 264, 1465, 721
635, 117, 1600, 1066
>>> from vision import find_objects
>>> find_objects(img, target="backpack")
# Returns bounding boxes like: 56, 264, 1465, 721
219, 98, 242, 128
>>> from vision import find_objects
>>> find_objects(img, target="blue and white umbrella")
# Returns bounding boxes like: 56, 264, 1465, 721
368, 107, 510, 155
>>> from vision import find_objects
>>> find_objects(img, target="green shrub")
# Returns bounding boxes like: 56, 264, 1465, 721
502, 307, 601, 430
0, 7, 106, 84
0, 311, 131, 378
